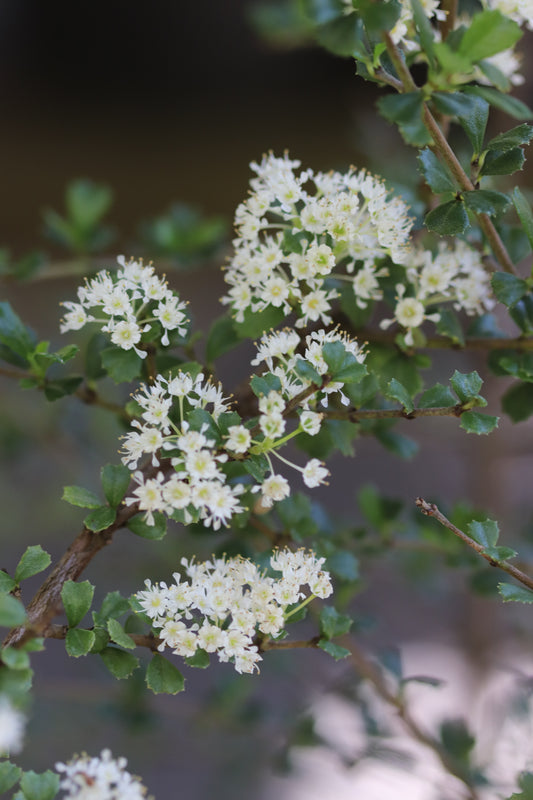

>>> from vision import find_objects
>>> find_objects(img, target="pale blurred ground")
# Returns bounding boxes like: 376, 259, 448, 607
2, 2, 533, 799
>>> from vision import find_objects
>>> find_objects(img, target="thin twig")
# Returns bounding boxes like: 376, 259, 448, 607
323, 404, 464, 423
382, 32, 517, 276
416, 498, 533, 592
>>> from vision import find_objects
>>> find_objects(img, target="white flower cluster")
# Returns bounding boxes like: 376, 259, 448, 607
136, 549, 333, 674
252, 327, 366, 409
0, 695, 25, 754
55, 749, 149, 799
485, 0, 533, 30
122, 371, 244, 530
60, 255, 188, 356
380, 241, 495, 345
222, 153, 414, 328
341, 0, 445, 51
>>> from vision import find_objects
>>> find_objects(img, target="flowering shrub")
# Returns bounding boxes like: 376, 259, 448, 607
3, 1, 533, 798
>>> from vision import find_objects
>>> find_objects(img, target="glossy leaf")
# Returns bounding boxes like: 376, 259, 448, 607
498, 583, 533, 603
457, 10, 522, 63
462, 189, 509, 216
386, 378, 414, 413
425, 200, 468, 235
146, 653, 185, 694
512, 187, 533, 252
107, 618, 136, 650
460, 411, 498, 434
377, 92, 432, 146
491, 272, 528, 307
418, 148, 456, 193
432, 92, 489, 154
319, 606, 353, 639
65, 628, 96, 657
481, 148, 525, 176
61, 580, 94, 628
502, 382, 533, 422
128, 512, 167, 540
14, 546, 51, 583
83, 505, 116, 532
101, 463, 131, 508
100, 646, 139, 679
318, 639, 351, 660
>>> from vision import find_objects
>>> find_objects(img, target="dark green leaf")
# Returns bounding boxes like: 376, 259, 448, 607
418, 383, 457, 408
316, 13, 367, 57
101, 463, 131, 508
232, 305, 285, 339
425, 200, 469, 235
409, 0, 436, 69
19, 770, 59, 800
491, 272, 528, 307
432, 92, 489, 154
468, 518, 499, 548
462, 189, 509, 216
466, 86, 533, 120
206, 315, 241, 364
62, 485, 101, 509
1, 646, 30, 670
512, 187, 533, 252
107, 618, 136, 650
146, 653, 185, 694
507, 771, 533, 799
296, 418, 358, 458
185, 649, 210, 669
483, 545, 517, 562
14, 546, 51, 583
243, 453, 270, 482
0, 302, 34, 360
418, 149, 456, 193
65, 628, 96, 657
99, 591, 131, 621
386, 378, 414, 413
319, 606, 353, 639
101, 347, 142, 383
0, 761, 22, 793
460, 410, 499, 434
83, 505, 117, 532
457, 10, 522, 63
353, 0, 401, 33
481, 148, 525, 176
435, 309, 465, 345
378, 92, 432, 146
127, 512, 167, 540
487, 123, 533, 152
61, 580, 94, 628
317, 639, 351, 660
276, 492, 318, 541
450, 370, 483, 402
294, 358, 322, 385
100, 646, 139, 679
498, 583, 533, 603
0, 594, 27, 627
250, 372, 282, 398
0, 571, 16, 593
510, 294, 533, 333
322, 341, 367, 383
502, 382, 533, 422
43, 375, 83, 401
439, 718, 475, 760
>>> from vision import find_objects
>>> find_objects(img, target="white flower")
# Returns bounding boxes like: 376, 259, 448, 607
299, 410, 323, 436
226, 424, 252, 453
0, 697, 25, 754
55, 749, 149, 799
302, 459, 329, 488
260, 474, 290, 507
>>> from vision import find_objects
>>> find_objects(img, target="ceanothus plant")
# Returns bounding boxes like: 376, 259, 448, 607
2, 0, 533, 797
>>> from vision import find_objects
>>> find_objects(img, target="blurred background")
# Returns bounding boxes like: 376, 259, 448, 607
2, 2, 533, 798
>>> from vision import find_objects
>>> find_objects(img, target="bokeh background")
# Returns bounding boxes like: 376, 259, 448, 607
2, 2, 533, 798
